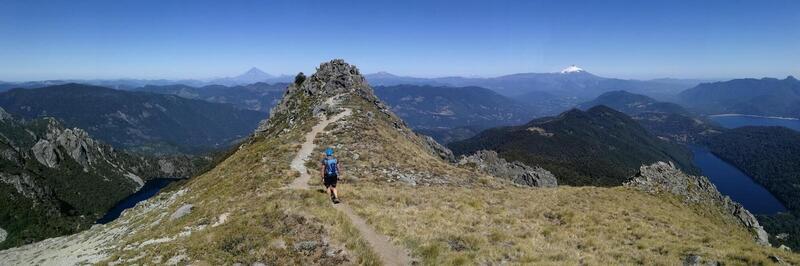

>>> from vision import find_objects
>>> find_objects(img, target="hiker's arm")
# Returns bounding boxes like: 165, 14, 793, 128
320, 163, 325, 179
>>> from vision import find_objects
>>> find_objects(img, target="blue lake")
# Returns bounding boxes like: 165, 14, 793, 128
709, 115, 800, 131
97, 178, 177, 224
690, 146, 787, 215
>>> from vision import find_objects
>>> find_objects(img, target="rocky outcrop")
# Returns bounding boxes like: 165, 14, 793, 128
625, 162, 770, 246
0, 112, 202, 249
458, 150, 557, 187
255, 59, 455, 162
0, 107, 11, 121
0, 227, 6, 243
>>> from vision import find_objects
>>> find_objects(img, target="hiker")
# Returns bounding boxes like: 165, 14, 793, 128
321, 147, 341, 203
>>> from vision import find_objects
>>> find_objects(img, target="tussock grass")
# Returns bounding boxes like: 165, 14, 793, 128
344, 183, 800, 265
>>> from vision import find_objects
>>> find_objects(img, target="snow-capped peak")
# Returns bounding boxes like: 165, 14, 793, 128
560, 65, 584, 74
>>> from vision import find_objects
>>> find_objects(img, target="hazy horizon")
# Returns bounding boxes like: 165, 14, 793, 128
1, 0, 798, 81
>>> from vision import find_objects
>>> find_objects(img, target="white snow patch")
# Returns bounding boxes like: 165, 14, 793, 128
560, 65, 585, 73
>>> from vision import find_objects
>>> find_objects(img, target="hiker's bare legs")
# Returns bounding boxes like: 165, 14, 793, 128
331, 187, 339, 199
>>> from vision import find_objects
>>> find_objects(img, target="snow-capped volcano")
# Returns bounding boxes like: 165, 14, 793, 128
560, 65, 585, 74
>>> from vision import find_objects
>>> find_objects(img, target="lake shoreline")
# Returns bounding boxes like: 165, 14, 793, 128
708, 113, 800, 121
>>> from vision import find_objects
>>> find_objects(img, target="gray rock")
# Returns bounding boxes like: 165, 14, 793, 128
0, 107, 11, 121
779, 244, 792, 251
169, 204, 193, 221
626, 162, 770, 246
0, 227, 7, 243
419, 135, 455, 162
293, 240, 318, 252
32, 139, 59, 168
458, 150, 557, 188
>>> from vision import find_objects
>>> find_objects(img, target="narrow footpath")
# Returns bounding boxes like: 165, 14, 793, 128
286, 101, 413, 266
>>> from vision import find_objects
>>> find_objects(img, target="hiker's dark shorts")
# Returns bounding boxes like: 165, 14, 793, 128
324, 174, 338, 188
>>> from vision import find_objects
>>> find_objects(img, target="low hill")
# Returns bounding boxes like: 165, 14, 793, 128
579, 90, 722, 143
0, 84, 265, 154
449, 105, 698, 186
0, 107, 199, 249
678, 76, 800, 118
1, 60, 794, 265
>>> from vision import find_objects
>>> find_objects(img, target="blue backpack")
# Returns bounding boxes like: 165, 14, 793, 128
323, 156, 339, 176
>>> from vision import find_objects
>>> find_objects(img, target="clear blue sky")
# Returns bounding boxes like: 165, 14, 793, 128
0, 0, 798, 81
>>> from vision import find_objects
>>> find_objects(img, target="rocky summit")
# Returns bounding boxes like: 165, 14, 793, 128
0, 60, 797, 265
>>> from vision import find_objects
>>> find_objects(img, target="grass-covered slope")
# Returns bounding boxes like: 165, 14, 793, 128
1, 60, 796, 265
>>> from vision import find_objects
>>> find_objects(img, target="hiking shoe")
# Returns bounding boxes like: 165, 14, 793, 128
333, 197, 341, 204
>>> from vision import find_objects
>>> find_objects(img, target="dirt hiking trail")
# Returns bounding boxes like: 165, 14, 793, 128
286, 98, 413, 265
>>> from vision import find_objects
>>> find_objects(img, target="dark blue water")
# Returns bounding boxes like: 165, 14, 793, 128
709, 115, 800, 132
97, 178, 176, 224
690, 146, 787, 215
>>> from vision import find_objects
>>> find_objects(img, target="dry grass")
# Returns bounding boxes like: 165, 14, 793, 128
345, 183, 800, 265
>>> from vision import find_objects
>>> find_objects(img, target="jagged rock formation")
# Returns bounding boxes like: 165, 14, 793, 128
626, 161, 770, 246
458, 150, 557, 187
257, 59, 454, 162
0, 108, 199, 249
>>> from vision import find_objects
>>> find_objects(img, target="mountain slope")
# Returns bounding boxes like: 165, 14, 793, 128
0, 107, 198, 249
374, 85, 538, 143
449, 105, 698, 186
136, 82, 288, 112
1, 60, 795, 265
678, 76, 800, 117
579, 90, 723, 143
0, 84, 265, 154
708, 126, 800, 250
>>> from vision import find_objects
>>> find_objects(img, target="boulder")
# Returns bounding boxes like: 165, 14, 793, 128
458, 150, 557, 188
170, 204, 193, 221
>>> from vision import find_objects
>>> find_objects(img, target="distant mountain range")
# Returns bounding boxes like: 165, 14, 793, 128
0, 84, 265, 154
0, 68, 294, 92
374, 85, 539, 143
365, 66, 704, 102
135, 82, 288, 112
678, 76, 800, 118
449, 105, 697, 186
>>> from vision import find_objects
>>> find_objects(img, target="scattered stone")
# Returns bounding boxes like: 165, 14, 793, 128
212, 212, 230, 227
169, 204, 193, 221
779, 244, 792, 252
458, 150, 557, 187
252, 262, 267, 266
626, 162, 770, 246
0, 227, 7, 243
166, 254, 188, 265
271, 239, 287, 249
